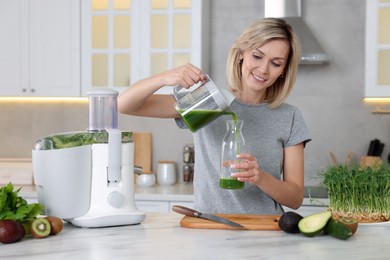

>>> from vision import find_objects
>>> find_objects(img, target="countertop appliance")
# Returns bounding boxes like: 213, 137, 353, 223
32, 89, 146, 227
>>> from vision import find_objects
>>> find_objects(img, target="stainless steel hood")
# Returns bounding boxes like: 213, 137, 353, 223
264, 0, 329, 65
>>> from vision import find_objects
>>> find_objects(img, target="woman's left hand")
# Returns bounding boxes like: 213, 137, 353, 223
230, 153, 263, 184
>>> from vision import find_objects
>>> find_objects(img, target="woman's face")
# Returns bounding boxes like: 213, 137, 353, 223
240, 39, 290, 95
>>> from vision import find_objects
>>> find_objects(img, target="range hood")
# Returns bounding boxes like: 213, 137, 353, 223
264, 0, 329, 65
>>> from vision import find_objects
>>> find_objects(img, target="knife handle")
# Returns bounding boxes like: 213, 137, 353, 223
172, 205, 201, 218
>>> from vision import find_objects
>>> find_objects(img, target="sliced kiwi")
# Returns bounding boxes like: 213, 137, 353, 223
45, 216, 64, 235
30, 218, 51, 239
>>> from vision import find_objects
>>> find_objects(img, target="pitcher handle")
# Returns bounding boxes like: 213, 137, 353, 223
173, 85, 183, 101
173, 75, 210, 101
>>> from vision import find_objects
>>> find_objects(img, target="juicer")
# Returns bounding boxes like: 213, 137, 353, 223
32, 89, 146, 228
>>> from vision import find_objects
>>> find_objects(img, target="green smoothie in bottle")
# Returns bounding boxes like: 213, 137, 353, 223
219, 112, 245, 190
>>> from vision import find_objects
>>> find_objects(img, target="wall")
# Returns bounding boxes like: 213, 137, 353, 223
1, 0, 389, 185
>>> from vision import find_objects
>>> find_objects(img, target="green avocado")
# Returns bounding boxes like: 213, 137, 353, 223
298, 211, 332, 237
278, 211, 304, 233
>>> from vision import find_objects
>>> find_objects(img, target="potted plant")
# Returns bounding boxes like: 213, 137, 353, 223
319, 162, 390, 223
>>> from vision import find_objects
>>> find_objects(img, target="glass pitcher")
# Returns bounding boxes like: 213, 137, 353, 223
220, 120, 245, 189
173, 75, 235, 132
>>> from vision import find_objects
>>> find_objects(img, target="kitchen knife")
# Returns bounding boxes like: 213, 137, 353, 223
172, 205, 246, 229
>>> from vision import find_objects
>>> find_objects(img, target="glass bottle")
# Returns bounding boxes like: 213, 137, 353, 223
220, 120, 245, 189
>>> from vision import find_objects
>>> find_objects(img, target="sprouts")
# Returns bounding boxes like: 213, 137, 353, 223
320, 163, 390, 222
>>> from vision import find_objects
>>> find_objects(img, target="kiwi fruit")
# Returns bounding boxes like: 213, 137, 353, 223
30, 218, 51, 239
45, 216, 64, 235
338, 218, 358, 234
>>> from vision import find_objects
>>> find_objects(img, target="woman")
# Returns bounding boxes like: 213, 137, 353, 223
118, 18, 311, 215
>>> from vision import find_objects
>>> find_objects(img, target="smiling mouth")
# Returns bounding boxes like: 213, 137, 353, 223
252, 73, 266, 82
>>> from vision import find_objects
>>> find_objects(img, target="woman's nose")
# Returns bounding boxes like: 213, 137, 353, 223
257, 61, 268, 74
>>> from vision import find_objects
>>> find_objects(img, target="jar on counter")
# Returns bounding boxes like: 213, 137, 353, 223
183, 164, 194, 183
157, 161, 176, 186
183, 144, 195, 164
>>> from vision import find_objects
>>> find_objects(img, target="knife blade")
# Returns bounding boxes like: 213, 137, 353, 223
172, 205, 246, 229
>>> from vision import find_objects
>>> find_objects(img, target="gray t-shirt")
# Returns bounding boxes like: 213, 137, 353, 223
176, 99, 311, 215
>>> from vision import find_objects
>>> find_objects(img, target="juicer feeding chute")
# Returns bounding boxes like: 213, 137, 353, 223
87, 88, 118, 131
87, 89, 122, 184
32, 88, 146, 228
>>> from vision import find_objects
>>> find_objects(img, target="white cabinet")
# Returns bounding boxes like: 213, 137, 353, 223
283, 205, 327, 216
81, 0, 209, 96
365, 0, 390, 97
135, 200, 194, 213
0, 0, 80, 96
136, 201, 170, 213
283, 198, 328, 216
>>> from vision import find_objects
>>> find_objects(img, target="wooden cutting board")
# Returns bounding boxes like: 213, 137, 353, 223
134, 132, 153, 173
180, 214, 281, 231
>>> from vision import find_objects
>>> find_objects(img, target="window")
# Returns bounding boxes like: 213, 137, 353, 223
81, 0, 209, 95
365, 0, 390, 97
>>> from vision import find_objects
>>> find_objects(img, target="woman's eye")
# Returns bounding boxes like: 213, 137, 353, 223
253, 54, 262, 60
272, 62, 281, 67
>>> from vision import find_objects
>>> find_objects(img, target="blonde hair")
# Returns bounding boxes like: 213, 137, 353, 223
226, 18, 301, 108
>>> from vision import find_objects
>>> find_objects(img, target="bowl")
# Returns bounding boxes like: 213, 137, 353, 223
136, 173, 156, 188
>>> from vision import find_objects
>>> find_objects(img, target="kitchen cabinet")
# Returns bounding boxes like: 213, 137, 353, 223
81, 0, 209, 96
19, 182, 326, 214
0, 0, 80, 96
365, 0, 390, 97
135, 200, 194, 213
283, 204, 327, 216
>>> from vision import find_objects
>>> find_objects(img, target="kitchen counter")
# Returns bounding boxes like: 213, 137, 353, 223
0, 213, 389, 260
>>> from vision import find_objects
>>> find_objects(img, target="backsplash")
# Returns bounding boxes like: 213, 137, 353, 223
0, 100, 193, 183
0, 101, 89, 157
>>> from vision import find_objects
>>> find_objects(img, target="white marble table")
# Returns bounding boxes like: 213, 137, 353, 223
0, 213, 389, 260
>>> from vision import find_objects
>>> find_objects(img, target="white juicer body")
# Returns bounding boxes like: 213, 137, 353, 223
70, 140, 145, 227
32, 130, 146, 228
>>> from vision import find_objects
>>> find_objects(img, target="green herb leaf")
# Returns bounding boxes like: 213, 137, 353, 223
0, 182, 44, 223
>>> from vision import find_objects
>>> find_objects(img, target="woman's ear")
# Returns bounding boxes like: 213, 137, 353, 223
239, 51, 243, 60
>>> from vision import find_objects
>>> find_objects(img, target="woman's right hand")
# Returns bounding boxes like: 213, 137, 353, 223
159, 63, 206, 89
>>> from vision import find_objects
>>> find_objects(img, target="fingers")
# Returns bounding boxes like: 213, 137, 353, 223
175, 64, 206, 88
230, 154, 260, 183
236, 153, 256, 160
231, 154, 258, 169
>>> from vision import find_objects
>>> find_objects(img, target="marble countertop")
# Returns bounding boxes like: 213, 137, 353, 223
0, 213, 389, 260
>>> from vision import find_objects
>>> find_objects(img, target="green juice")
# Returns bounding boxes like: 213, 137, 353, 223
179, 108, 244, 189
219, 178, 245, 189
178, 109, 225, 132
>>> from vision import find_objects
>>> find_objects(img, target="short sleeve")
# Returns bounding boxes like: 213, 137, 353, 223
285, 108, 311, 148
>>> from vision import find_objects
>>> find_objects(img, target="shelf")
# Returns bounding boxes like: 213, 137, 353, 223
372, 110, 390, 114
